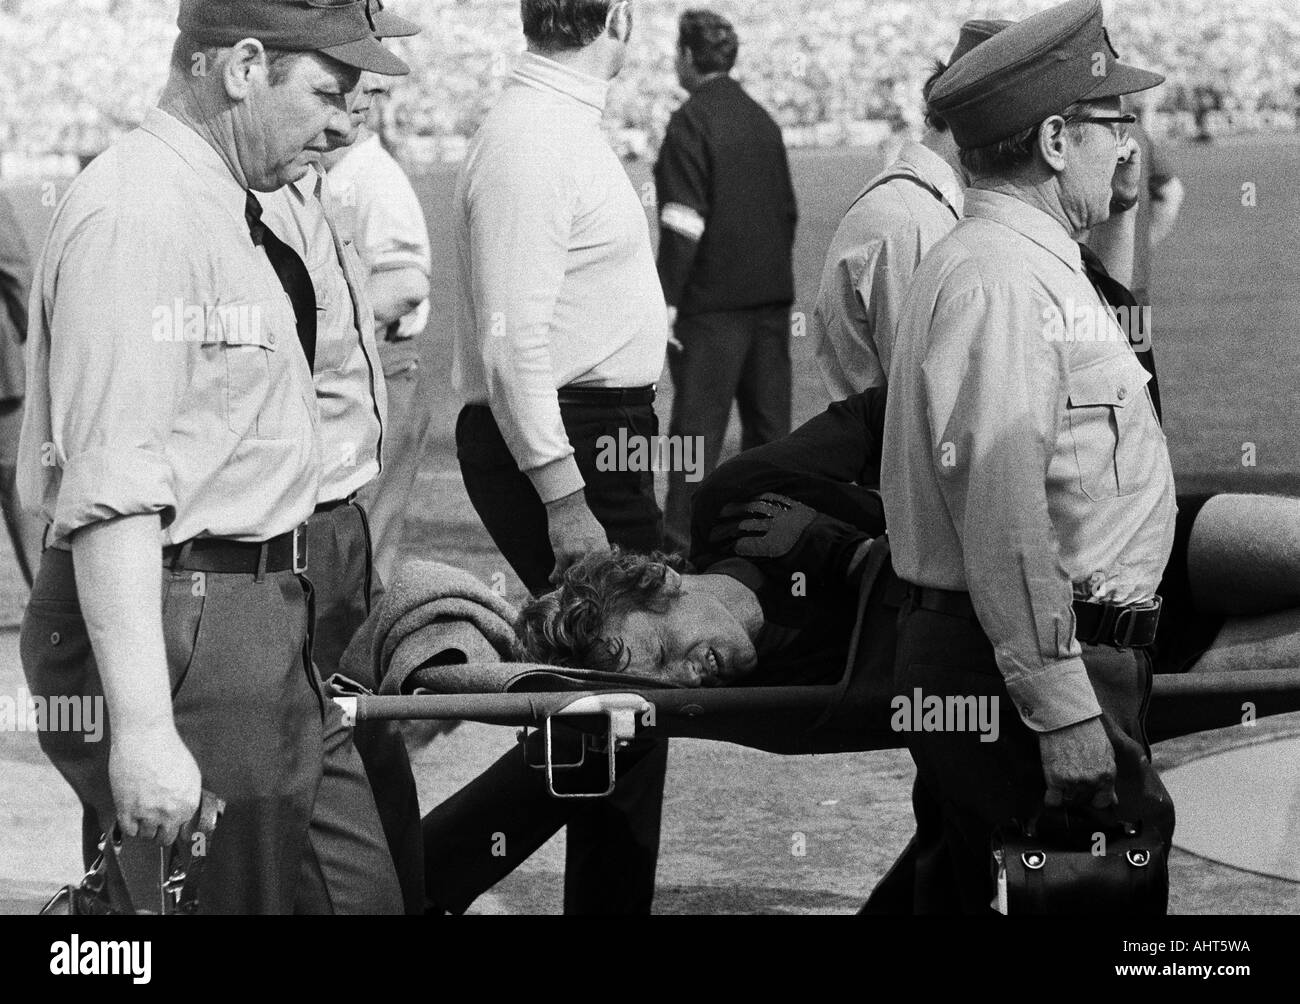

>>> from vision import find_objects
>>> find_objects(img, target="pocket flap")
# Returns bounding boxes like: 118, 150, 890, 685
200, 300, 282, 351
1067, 354, 1150, 408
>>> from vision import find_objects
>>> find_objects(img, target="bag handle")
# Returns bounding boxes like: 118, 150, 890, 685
1027, 803, 1139, 846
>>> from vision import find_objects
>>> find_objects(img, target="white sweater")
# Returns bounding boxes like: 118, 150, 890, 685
450, 51, 668, 503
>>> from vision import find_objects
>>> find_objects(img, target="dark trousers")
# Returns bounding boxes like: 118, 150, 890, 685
865, 597, 1176, 915
447, 401, 667, 914
305, 501, 425, 915
456, 401, 665, 592
24, 548, 402, 915
422, 733, 670, 915
663, 306, 792, 551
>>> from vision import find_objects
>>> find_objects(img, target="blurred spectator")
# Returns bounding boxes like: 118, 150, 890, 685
1, 0, 1298, 165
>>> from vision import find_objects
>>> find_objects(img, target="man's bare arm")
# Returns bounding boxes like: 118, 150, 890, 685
72, 514, 200, 845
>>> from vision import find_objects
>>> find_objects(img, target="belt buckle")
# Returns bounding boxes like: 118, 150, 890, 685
292, 525, 308, 575
1112, 597, 1160, 648
1112, 606, 1140, 647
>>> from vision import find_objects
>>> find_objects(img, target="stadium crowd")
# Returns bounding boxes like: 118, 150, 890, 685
2, 0, 1298, 166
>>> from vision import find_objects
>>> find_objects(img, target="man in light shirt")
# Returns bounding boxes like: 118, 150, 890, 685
812, 19, 1007, 399
324, 70, 434, 589
19, 0, 407, 914
881, 0, 1177, 913
441, 0, 669, 915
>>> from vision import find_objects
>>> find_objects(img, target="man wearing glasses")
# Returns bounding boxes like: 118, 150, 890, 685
881, 0, 1177, 913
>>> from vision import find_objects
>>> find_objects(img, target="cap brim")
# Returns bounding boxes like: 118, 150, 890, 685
373, 10, 422, 38
1082, 61, 1165, 100
319, 36, 410, 76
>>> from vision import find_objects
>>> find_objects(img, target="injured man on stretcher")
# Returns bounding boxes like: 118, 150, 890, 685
514, 388, 1300, 688
359, 387, 1300, 915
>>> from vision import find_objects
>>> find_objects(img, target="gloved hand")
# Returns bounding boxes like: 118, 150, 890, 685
708, 493, 871, 625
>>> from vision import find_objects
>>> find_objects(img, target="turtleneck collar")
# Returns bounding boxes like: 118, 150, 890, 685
511, 50, 609, 115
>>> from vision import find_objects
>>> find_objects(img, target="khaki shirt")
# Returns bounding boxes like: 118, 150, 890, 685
812, 141, 964, 399
882, 189, 1177, 733
19, 108, 321, 545
327, 133, 432, 376
260, 169, 387, 504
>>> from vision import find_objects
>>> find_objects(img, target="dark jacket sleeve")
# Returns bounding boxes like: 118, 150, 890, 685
781, 140, 799, 241
689, 388, 888, 567
653, 108, 710, 308
0, 194, 32, 344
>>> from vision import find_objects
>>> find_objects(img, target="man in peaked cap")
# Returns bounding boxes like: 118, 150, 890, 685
21, 0, 408, 913
879, 0, 1177, 913
177, 0, 411, 76
813, 18, 1010, 399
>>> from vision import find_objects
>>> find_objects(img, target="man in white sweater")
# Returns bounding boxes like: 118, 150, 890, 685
442, 0, 670, 915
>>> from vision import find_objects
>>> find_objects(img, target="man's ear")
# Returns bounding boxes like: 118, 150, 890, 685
607, 0, 632, 43
1037, 115, 1070, 173
223, 38, 267, 101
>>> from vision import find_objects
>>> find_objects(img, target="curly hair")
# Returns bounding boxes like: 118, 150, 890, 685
515, 548, 687, 672
521, 0, 615, 52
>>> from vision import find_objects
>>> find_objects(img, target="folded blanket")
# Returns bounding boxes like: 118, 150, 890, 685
339, 560, 523, 695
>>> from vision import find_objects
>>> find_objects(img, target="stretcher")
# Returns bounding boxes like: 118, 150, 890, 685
336, 671, 1300, 796
336, 542, 1300, 798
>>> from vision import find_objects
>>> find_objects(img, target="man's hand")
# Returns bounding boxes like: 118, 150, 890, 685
708, 493, 872, 626
109, 722, 202, 847
545, 489, 610, 586
1111, 137, 1143, 213
1039, 715, 1117, 810
666, 305, 683, 353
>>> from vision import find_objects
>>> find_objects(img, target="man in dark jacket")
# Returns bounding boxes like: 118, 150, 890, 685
0, 190, 41, 586
655, 9, 798, 552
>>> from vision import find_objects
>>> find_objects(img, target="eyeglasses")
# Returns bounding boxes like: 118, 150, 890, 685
1064, 111, 1138, 146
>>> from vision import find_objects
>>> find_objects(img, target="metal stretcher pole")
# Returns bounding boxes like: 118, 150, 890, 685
338, 685, 839, 726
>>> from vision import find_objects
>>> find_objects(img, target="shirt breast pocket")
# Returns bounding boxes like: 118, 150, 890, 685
202, 298, 293, 440
1065, 353, 1153, 502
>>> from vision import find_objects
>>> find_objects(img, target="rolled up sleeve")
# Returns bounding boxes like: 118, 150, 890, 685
358, 160, 432, 280
46, 208, 185, 542
923, 272, 1101, 732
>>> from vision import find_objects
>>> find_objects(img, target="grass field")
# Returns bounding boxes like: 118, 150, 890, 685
1, 137, 1298, 914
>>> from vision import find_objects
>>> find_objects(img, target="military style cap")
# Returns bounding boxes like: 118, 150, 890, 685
929, 0, 1164, 149
367, 0, 421, 39
947, 18, 1013, 66
178, 0, 411, 76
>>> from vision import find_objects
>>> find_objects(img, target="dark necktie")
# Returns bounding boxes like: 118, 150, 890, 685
245, 191, 317, 371
1078, 241, 1161, 423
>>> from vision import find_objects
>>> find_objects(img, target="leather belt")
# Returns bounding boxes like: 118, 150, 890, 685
907, 585, 1162, 650
163, 525, 308, 575
556, 385, 656, 408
